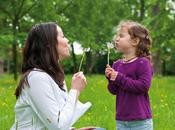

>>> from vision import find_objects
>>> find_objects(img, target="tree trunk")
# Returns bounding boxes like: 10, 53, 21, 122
85, 51, 92, 74
153, 49, 162, 75
7, 58, 10, 73
152, 2, 162, 75
12, 19, 18, 80
139, 0, 145, 21
162, 59, 166, 76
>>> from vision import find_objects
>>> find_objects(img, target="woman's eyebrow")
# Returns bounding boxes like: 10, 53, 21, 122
59, 32, 64, 37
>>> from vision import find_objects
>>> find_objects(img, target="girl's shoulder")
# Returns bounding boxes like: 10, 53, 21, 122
112, 59, 122, 68
114, 58, 123, 64
137, 57, 151, 65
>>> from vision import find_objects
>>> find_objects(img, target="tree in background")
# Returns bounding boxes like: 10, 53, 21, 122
0, 0, 175, 78
0, 0, 38, 80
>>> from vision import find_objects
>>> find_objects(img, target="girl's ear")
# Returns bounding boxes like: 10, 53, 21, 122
131, 37, 140, 46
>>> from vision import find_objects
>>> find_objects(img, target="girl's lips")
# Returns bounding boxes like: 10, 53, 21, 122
115, 42, 119, 47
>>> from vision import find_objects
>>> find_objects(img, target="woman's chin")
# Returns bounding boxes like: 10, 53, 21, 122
63, 53, 70, 60
66, 54, 70, 59
66, 52, 70, 57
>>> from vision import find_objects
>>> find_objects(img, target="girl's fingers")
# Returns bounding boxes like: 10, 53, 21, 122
105, 73, 111, 77
106, 68, 113, 71
106, 64, 111, 68
105, 70, 112, 75
110, 71, 118, 81
105, 66, 115, 78
105, 70, 111, 76
110, 74, 115, 80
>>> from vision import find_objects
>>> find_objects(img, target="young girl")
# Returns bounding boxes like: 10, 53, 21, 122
105, 20, 153, 130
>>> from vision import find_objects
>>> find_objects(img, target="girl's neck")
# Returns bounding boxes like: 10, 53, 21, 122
123, 51, 138, 63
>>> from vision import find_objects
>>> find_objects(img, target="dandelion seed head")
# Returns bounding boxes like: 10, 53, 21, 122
107, 42, 114, 49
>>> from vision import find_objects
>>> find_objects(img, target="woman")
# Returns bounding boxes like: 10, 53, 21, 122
11, 22, 87, 130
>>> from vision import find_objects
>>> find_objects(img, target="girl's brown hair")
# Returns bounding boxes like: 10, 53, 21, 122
117, 20, 152, 61
15, 22, 65, 99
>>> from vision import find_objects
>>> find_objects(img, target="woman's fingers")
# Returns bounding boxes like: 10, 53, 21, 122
83, 76, 87, 84
71, 72, 87, 92
74, 72, 87, 84
73, 71, 83, 77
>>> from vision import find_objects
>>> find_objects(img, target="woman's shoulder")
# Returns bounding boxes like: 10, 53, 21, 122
27, 68, 67, 90
27, 68, 52, 83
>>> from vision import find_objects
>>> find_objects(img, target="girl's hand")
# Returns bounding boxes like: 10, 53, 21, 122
71, 72, 87, 94
110, 70, 118, 81
105, 64, 118, 81
105, 64, 113, 78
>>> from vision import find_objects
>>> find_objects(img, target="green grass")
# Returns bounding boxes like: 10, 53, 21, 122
0, 74, 175, 129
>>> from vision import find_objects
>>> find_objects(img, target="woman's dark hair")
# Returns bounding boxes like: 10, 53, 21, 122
15, 22, 65, 99
117, 20, 152, 61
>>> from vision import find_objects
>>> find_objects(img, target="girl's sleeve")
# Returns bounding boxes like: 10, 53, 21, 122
107, 81, 118, 95
114, 59, 152, 94
26, 72, 77, 130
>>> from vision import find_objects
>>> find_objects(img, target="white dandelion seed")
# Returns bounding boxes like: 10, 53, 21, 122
107, 42, 114, 65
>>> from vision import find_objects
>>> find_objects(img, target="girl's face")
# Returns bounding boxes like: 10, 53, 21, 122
56, 26, 70, 60
115, 26, 136, 54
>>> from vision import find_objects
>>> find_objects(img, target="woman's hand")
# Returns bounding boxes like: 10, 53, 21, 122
71, 72, 87, 94
105, 64, 118, 81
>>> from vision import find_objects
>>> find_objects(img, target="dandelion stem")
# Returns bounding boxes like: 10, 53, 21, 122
107, 48, 110, 65
78, 52, 85, 72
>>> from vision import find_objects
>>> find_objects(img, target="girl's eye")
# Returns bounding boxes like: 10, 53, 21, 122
120, 34, 124, 37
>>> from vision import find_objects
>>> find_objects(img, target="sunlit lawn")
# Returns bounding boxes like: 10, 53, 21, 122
0, 74, 175, 129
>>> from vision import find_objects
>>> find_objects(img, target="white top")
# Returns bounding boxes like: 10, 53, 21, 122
11, 69, 91, 130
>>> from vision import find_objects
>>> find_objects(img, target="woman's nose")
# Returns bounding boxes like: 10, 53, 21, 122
66, 38, 69, 43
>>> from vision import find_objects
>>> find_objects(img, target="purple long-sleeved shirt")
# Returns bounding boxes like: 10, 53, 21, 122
107, 57, 153, 121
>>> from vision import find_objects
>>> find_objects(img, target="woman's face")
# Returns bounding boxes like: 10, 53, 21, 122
56, 26, 70, 60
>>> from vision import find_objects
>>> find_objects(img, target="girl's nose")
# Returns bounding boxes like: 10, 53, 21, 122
116, 36, 120, 41
115, 38, 119, 45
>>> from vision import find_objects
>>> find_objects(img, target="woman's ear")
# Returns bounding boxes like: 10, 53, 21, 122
131, 37, 140, 46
